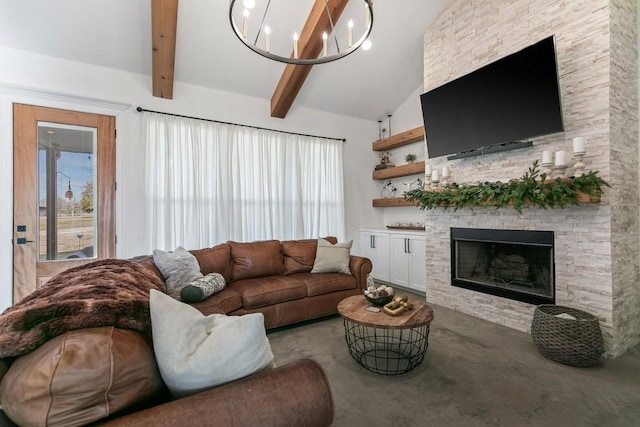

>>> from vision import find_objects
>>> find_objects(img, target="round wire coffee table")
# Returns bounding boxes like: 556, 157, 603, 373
337, 295, 434, 375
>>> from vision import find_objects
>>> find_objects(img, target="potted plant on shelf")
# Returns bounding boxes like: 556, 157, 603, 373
376, 151, 394, 170
405, 153, 417, 164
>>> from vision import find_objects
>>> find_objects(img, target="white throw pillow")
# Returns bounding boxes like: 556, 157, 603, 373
310, 238, 352, 274
152, 246, 203, 299
149, 290, 274, 398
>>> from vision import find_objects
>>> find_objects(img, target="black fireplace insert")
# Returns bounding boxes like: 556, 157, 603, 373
451, 228, 555, 305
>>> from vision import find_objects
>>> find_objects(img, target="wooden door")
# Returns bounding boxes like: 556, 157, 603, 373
13, 104, 115, 302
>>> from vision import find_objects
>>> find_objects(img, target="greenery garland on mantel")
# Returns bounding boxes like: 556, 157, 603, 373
404, 161, 610, 213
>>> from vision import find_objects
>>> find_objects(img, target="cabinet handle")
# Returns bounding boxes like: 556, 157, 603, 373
370, 235, 375, 249
405, 238, 411, 254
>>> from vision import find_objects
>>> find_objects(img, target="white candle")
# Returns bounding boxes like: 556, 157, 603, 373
555, 150, 567, 166
425, 164, 432, 176
293, 32, 299, 59
441, 166, 450, 178
322, 32, 328, 57
573, 137, 586, 154
242, 9, 249, 38
542, 150, 552, 165
264, 26, 271, 52
431, 169, 439, 181
348, 20, 354, 47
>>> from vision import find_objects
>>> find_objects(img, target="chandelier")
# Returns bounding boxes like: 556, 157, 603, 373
229, 0, 374, 65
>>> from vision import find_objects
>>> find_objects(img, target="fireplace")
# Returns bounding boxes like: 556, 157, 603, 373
451, 228, 555, 305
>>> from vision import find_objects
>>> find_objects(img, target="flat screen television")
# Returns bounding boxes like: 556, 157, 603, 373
420, 35, 564, 160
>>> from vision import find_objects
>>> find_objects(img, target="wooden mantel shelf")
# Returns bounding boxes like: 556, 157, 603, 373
372, 126, 425, 151
373, 161, 425, 180
373, 197, 418, 207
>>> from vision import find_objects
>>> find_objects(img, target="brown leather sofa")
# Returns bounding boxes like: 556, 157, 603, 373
0, 238, 371, 426
134, 237, 373, 328
0, 357, 334, 427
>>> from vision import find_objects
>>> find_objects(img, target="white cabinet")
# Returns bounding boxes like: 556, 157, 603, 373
389, 233, 426, 293
358, 230, 390, 283
358, 229, 426, 293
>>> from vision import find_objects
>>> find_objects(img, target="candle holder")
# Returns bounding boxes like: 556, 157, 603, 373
430, 176, 440, 189
553, 164, 568, 179
441, 176, 449, 186
541, 162, 553, 178
572, 152, 586, 177
425, 175, 432, 187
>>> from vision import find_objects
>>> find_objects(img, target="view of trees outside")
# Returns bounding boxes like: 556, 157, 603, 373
38, 149, 95, 260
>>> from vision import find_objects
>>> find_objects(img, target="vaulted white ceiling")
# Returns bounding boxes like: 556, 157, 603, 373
0, 0, 451, 121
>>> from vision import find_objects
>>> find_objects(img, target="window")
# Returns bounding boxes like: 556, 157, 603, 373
142, 112, 345, 250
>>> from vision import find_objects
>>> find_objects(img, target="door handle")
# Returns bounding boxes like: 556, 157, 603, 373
16, 238, 34, 245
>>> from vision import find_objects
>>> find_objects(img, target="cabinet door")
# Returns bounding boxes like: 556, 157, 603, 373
358, 231, 390, 283
389, 234, 410, 288
407, 236, 426, 292
389, 234, 426, 292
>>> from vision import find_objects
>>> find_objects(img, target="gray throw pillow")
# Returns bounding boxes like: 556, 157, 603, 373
310, 238, 352, 274
180, 273, 226, 303
153, 246, 203, 299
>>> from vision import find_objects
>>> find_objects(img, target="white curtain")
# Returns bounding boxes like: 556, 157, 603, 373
142, 112, 345, 250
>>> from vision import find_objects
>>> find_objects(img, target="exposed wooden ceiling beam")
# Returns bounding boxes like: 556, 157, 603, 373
152, 0, 178, 99
270, 0, 349, 118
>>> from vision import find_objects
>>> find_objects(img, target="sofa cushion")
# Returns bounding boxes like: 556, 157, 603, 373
180, 273, 226, 303
281, 237, 338, 275
293, 272, 357, 297
150, 290, 274, 398
231, 276, 307, 309
190, 287, 243, 315
311, 238, 353, 274
190, 243, 232, 282
153, 246, 204, 299
230, 240, 285, 280
0, 327, 163, 427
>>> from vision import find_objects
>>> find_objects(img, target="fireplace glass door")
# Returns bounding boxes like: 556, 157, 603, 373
451, 228, 554, 305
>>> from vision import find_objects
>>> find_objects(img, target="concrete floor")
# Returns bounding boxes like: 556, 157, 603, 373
267, 296, 640, 427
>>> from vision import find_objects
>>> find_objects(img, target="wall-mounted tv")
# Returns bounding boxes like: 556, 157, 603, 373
420, 35, 564, 160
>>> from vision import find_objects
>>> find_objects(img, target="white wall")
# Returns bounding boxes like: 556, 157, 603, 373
0, 46, 379, 310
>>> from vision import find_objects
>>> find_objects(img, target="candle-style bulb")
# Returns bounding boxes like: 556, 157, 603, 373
264, 26, 271, 52
322, 32, 328, 57
348, 20, 354, 47
293, 32, 299, 59
242, 9, 249, 38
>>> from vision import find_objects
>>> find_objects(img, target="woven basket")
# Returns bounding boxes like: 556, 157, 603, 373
531, 305, 604, 367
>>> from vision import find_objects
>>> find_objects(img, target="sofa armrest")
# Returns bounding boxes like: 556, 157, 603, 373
100, 359, 334, 427
349, 255, 372, 290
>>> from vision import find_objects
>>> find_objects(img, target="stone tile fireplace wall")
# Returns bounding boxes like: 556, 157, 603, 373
422, 0, 639, 356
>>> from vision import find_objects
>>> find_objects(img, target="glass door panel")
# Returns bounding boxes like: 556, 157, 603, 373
37, 122, 97, 261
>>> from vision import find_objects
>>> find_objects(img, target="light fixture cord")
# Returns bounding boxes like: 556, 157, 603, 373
253, 0, 272, 46
323, 0, 340, 53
